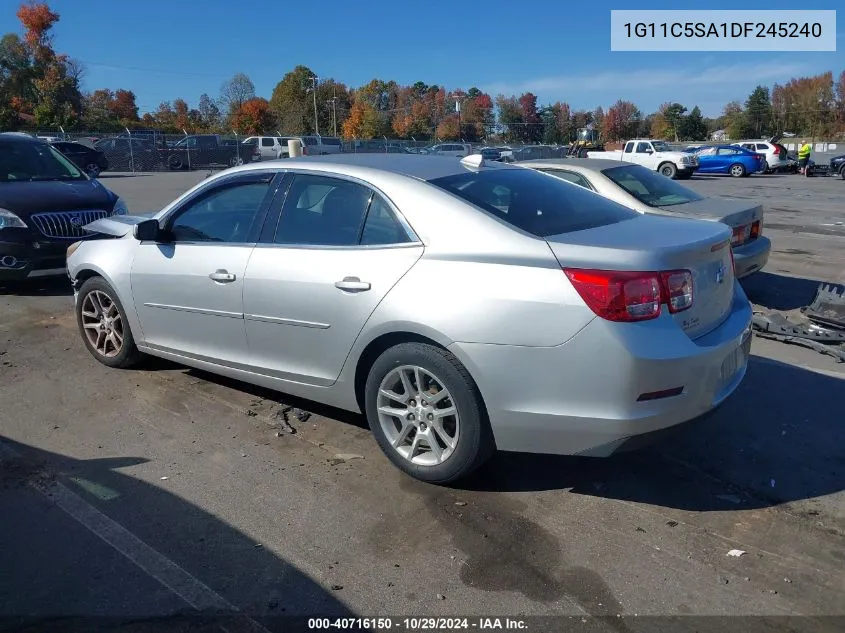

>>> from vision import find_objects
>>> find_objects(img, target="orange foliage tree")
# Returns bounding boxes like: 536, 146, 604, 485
230, 97, 274, 135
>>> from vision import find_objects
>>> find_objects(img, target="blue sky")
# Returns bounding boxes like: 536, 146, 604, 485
3, 0, 841, 118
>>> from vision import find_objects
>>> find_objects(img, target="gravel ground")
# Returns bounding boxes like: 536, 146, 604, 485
1, 168, 843, 633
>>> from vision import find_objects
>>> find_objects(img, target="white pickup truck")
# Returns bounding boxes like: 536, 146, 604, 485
587, 139, 698, 179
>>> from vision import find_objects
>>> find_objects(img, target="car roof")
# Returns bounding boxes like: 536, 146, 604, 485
516, 157, 629, 171
0, 132, 44, 145
225, 153, 517, 181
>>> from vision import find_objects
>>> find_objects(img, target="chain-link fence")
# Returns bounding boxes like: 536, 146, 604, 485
18, 129, 839, 173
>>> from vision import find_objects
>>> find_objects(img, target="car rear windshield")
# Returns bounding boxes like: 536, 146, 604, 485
603, 164, 704, 208
0, 140, 85, 182
428, 168, 637, 237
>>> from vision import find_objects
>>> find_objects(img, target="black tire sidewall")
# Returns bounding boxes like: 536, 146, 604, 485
364, 342, 492, 484
76, 277, 140, 368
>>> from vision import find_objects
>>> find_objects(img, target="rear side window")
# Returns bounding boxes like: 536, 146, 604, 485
302, 137, 318, 146
429, 168, 637, 237
261, 138, 275, 147
624, 142, 634, 153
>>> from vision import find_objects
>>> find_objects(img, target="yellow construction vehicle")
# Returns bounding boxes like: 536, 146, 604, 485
567, 126, 604, 157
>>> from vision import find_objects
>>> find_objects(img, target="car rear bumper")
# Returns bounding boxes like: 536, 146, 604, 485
733, 236, 771, 279
449, 284, 753, 457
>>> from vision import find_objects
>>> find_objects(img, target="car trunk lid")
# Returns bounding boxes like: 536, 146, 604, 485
659, 198, 764, 248
545, 214, 736, 339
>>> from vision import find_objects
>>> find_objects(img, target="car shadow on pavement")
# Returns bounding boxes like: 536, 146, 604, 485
0, 278, 74, 297
741, 271, 823, 311
458, 354, 845, 513
94, 173, 153, 179
0, 437, 354, 632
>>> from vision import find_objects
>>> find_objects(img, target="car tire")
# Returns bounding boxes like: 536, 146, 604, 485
76, 277, 143, 369
364, 342, 495, 484
730, 163, 746, 178
840, 166, 845, 180
760, 160, 769, 173
85, 163, 101, 178
659, 162, 677, 179
168, 155, 184, 170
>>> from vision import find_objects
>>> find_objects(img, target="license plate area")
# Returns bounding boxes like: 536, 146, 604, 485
720, 331, 752, 383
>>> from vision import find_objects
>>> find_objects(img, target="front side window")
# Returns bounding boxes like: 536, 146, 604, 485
275, 174, 372, 246
635, 142, 651, 153
602, 164, 705, 208
0, 141, 85, 182
168, 178, 273, 242
429, 167, 637, 237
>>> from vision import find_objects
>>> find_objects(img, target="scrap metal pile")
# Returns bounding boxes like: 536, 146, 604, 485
752, 284, 845, 362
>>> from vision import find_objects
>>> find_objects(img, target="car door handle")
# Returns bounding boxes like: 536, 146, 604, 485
334, 277, 371, 292
209, 270, 236, 283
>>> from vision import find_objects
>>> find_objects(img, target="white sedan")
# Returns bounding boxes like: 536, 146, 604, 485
517, 158, 772, 280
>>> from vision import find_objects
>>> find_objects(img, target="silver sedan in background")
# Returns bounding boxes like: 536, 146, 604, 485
66, 154, 752, 484
517, 158, 772, 279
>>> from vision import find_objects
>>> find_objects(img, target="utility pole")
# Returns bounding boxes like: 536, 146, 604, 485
330, 97, 338, 137
311, 75, 319, 136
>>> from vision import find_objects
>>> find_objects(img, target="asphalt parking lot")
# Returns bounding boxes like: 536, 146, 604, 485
1, 168, 844, 632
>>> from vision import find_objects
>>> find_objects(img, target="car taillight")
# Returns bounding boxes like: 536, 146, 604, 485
773, 145, 781, 155
731, 224, 751, 246
563, 269, 694, 322
750, 220, 762, 238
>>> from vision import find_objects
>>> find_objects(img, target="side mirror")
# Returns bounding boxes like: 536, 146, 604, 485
134, 218, 163, 242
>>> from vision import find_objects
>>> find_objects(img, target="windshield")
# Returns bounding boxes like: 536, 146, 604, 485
429, 167, 637, 237
0, 140, 86, 182
651, 141, 671, 152
603, 165, 704, 208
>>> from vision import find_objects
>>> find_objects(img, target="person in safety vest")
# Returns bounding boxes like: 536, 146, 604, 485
798, 141, 812, 176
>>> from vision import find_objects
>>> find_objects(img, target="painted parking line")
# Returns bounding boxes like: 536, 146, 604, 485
0, 442, 269, 633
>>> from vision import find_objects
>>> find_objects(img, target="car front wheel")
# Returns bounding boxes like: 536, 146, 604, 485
85, 162, 101, 177
364, 342, 494, 484
730, 163, 746, 177
659, 163, 677, 178
76, 277, 142, 369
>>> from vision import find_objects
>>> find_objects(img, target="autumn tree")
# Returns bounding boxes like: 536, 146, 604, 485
495, 94, 522, 143
153, 101, 176, 130
110, 89, 138, 121
270, 65, 316, 134
15, 1, 82, 127
197, 93, 221, 131
650, 112, 672, 139
219, 72, 255, 116
720, 101, 746, 140
603, 100, 641, 141
316, 79, 350, 137
341, 100, 386, 139
173, 98, 190, 131
230, 97, 274, 135
518, 92, 542, 143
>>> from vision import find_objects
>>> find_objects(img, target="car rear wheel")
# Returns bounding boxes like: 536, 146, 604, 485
760, 159, 769, 173
76, 277, 142, 369
840, 166, 845, 180
85, 163, 101, 177
659, 162, 677, 178
364, 342, 494, 484
168, 155, 184, 170
730, 163, 746, 177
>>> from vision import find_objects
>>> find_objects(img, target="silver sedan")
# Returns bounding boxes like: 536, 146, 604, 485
517, 158, 772, 279
66, 154, 753, 484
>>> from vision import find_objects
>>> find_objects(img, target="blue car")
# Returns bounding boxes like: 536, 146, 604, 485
684, 145, 765, 177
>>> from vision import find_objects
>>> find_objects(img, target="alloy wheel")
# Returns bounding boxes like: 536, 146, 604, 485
80, 290, 124, 358
376, 365, 460, 466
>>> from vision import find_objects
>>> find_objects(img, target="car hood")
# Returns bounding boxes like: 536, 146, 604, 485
82, 212, 158, 237
0, 178, 116, 217
657, 196, 763, 228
